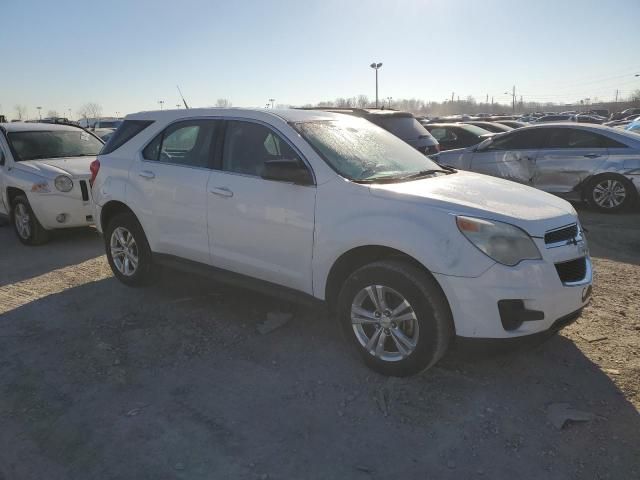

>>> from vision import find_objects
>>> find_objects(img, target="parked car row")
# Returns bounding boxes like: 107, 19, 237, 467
1, 108, 593, 377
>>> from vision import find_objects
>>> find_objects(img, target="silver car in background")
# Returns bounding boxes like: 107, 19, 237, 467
434, 123, 640, 212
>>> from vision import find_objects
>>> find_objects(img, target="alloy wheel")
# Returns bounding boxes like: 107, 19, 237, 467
14, 203, 31, 240
593, 179, 626, 209
110, 227, 139, 276
350, 285, 420, 362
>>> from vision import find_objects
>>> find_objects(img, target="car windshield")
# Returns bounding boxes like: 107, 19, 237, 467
293, 117, 445, 182
7, 130, 103, 161
97, 121, 122, 129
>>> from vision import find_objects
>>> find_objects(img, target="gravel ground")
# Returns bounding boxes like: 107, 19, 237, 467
0, 205, 638, 480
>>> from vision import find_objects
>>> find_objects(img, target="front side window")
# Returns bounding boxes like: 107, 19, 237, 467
142, 120, 219, 168
7, 129, 103, 161
486, 129, 544, 150
294, 117, 444, 182
222, 121, 301, 177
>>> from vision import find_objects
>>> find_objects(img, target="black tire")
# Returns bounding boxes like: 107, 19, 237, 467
337, 259, 454, 377
104, 212, 154, 286
586, 174, 637, 213
11, 195, 50, 245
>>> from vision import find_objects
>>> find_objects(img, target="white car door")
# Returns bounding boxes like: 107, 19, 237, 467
470, 129, 544, 186
207, 120, 316, 293
128, 119, 220, 264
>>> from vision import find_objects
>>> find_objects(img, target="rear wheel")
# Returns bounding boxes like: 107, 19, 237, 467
337, 260, 454, 376
11, 195, 50, 245
105, 212, 154, 286
587, 174, 636, 212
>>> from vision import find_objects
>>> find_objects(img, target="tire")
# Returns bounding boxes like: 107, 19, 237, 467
337, 259, 454, 377
11, 195, 50, 245
586, 174, 637, 213
104, 212, 154, 286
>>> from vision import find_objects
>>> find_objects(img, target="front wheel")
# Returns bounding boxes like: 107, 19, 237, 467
587, 175, 636, 212
11, 195, 50, 245
337, 260, 454, 377
104, 212, 154, 286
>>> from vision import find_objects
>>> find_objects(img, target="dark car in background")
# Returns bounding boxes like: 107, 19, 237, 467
610, 108, 640, 121
303, 108, 440, 155
461, 121, 513, 133
495, 120, 526, 129
533, 114, 573, 123
423, 123, 494, 151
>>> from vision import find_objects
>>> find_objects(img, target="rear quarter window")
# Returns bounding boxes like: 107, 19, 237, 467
100, 120, 154, 155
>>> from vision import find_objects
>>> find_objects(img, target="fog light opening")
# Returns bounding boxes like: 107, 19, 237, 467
56, 214, 67, 223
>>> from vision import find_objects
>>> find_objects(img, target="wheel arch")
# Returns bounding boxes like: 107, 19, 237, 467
579, 172, 638, 202
324, 245, 444, 313
6, 186, 26, 208
100, 200, 137, 232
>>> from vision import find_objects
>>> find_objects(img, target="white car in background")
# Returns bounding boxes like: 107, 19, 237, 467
91, 109, 592, 376
0, 122, 103, 244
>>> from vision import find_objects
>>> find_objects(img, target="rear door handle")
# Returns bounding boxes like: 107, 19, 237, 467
139, 170, 155, 179
583, 154, 601, 159
209, 186, 234, 198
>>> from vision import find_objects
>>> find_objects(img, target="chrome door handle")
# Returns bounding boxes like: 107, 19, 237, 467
139, 170, 155, 179
209, 186, 233, 198
583, 154, 601, 159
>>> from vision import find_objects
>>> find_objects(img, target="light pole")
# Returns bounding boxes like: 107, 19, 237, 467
386, 96, 392, 108
504, 86, 516, 113
370, 62, 382, 108
68, 108, 72, 120
37, 106, 42, 120
176, 104, 181, 109
268, 98, 275, 108
158, 100, 164, 110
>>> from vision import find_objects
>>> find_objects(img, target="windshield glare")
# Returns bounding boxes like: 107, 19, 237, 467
294, 117, 443, 181
8, 130, 103, 161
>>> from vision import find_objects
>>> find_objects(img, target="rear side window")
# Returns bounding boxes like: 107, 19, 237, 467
544, 128, 610, 149
100, 120, 153, 155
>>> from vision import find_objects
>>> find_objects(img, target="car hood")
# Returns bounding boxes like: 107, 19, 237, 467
15, 156, 94, 178
368, 170, 576, 237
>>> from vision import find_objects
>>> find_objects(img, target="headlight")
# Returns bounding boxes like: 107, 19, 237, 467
54, 175, 73, 192
456, 216, 541, 266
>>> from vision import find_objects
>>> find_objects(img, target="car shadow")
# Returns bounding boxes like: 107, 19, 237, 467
0, 271, 638, 479
0, 225, 104, 287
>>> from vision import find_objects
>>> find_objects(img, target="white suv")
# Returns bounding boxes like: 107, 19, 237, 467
0, 122, 103, 244
91, 109, 593, 376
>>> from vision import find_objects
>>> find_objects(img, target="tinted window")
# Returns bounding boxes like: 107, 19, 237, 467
369, 116, 431, 140
142, 120, 218, 168
544, 128, 608, 149
8, 129, 103, 161
487, 129, 544, 150
429, 127, 457, 143
101, 120, 153, 155
222, 121, 300, 177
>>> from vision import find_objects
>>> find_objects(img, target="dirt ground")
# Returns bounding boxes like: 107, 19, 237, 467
0, 205, 638, 480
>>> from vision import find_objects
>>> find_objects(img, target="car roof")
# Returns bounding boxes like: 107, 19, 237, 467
0, 121, 84, 132
125, 108, 349, 124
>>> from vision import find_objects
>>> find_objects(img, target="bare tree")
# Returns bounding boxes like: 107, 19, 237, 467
47, 110, 59, 118
356, 95, 370, 108
215, 98, 232, 108
14, 104, 27, 120
77, 102, 103, 121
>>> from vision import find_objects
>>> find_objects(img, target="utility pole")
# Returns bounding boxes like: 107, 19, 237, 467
486, 94, 488, 104
512, 85, 516, 113
37, 106, 42, 120
615, 89, 619, 103
370, 62, 383, 108
269, 98, 275, 108
386, 96, 392, 108
451, 92, 455, 103
158, 100, 164, 110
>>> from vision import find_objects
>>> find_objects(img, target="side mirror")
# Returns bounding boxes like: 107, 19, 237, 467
262, 158, 313, 185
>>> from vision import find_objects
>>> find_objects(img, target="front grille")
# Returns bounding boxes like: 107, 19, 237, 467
79, 180, 89, 201
545, 224, 578, 245
555, 257, 587, 283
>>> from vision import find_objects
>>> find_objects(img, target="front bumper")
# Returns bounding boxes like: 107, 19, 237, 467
434, 248, 592, 339
29, 178, 94, 229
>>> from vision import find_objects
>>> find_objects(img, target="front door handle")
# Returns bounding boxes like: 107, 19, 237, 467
209, 186, 234, 198
139, 170, 155, 179
583, 154, 601, 159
